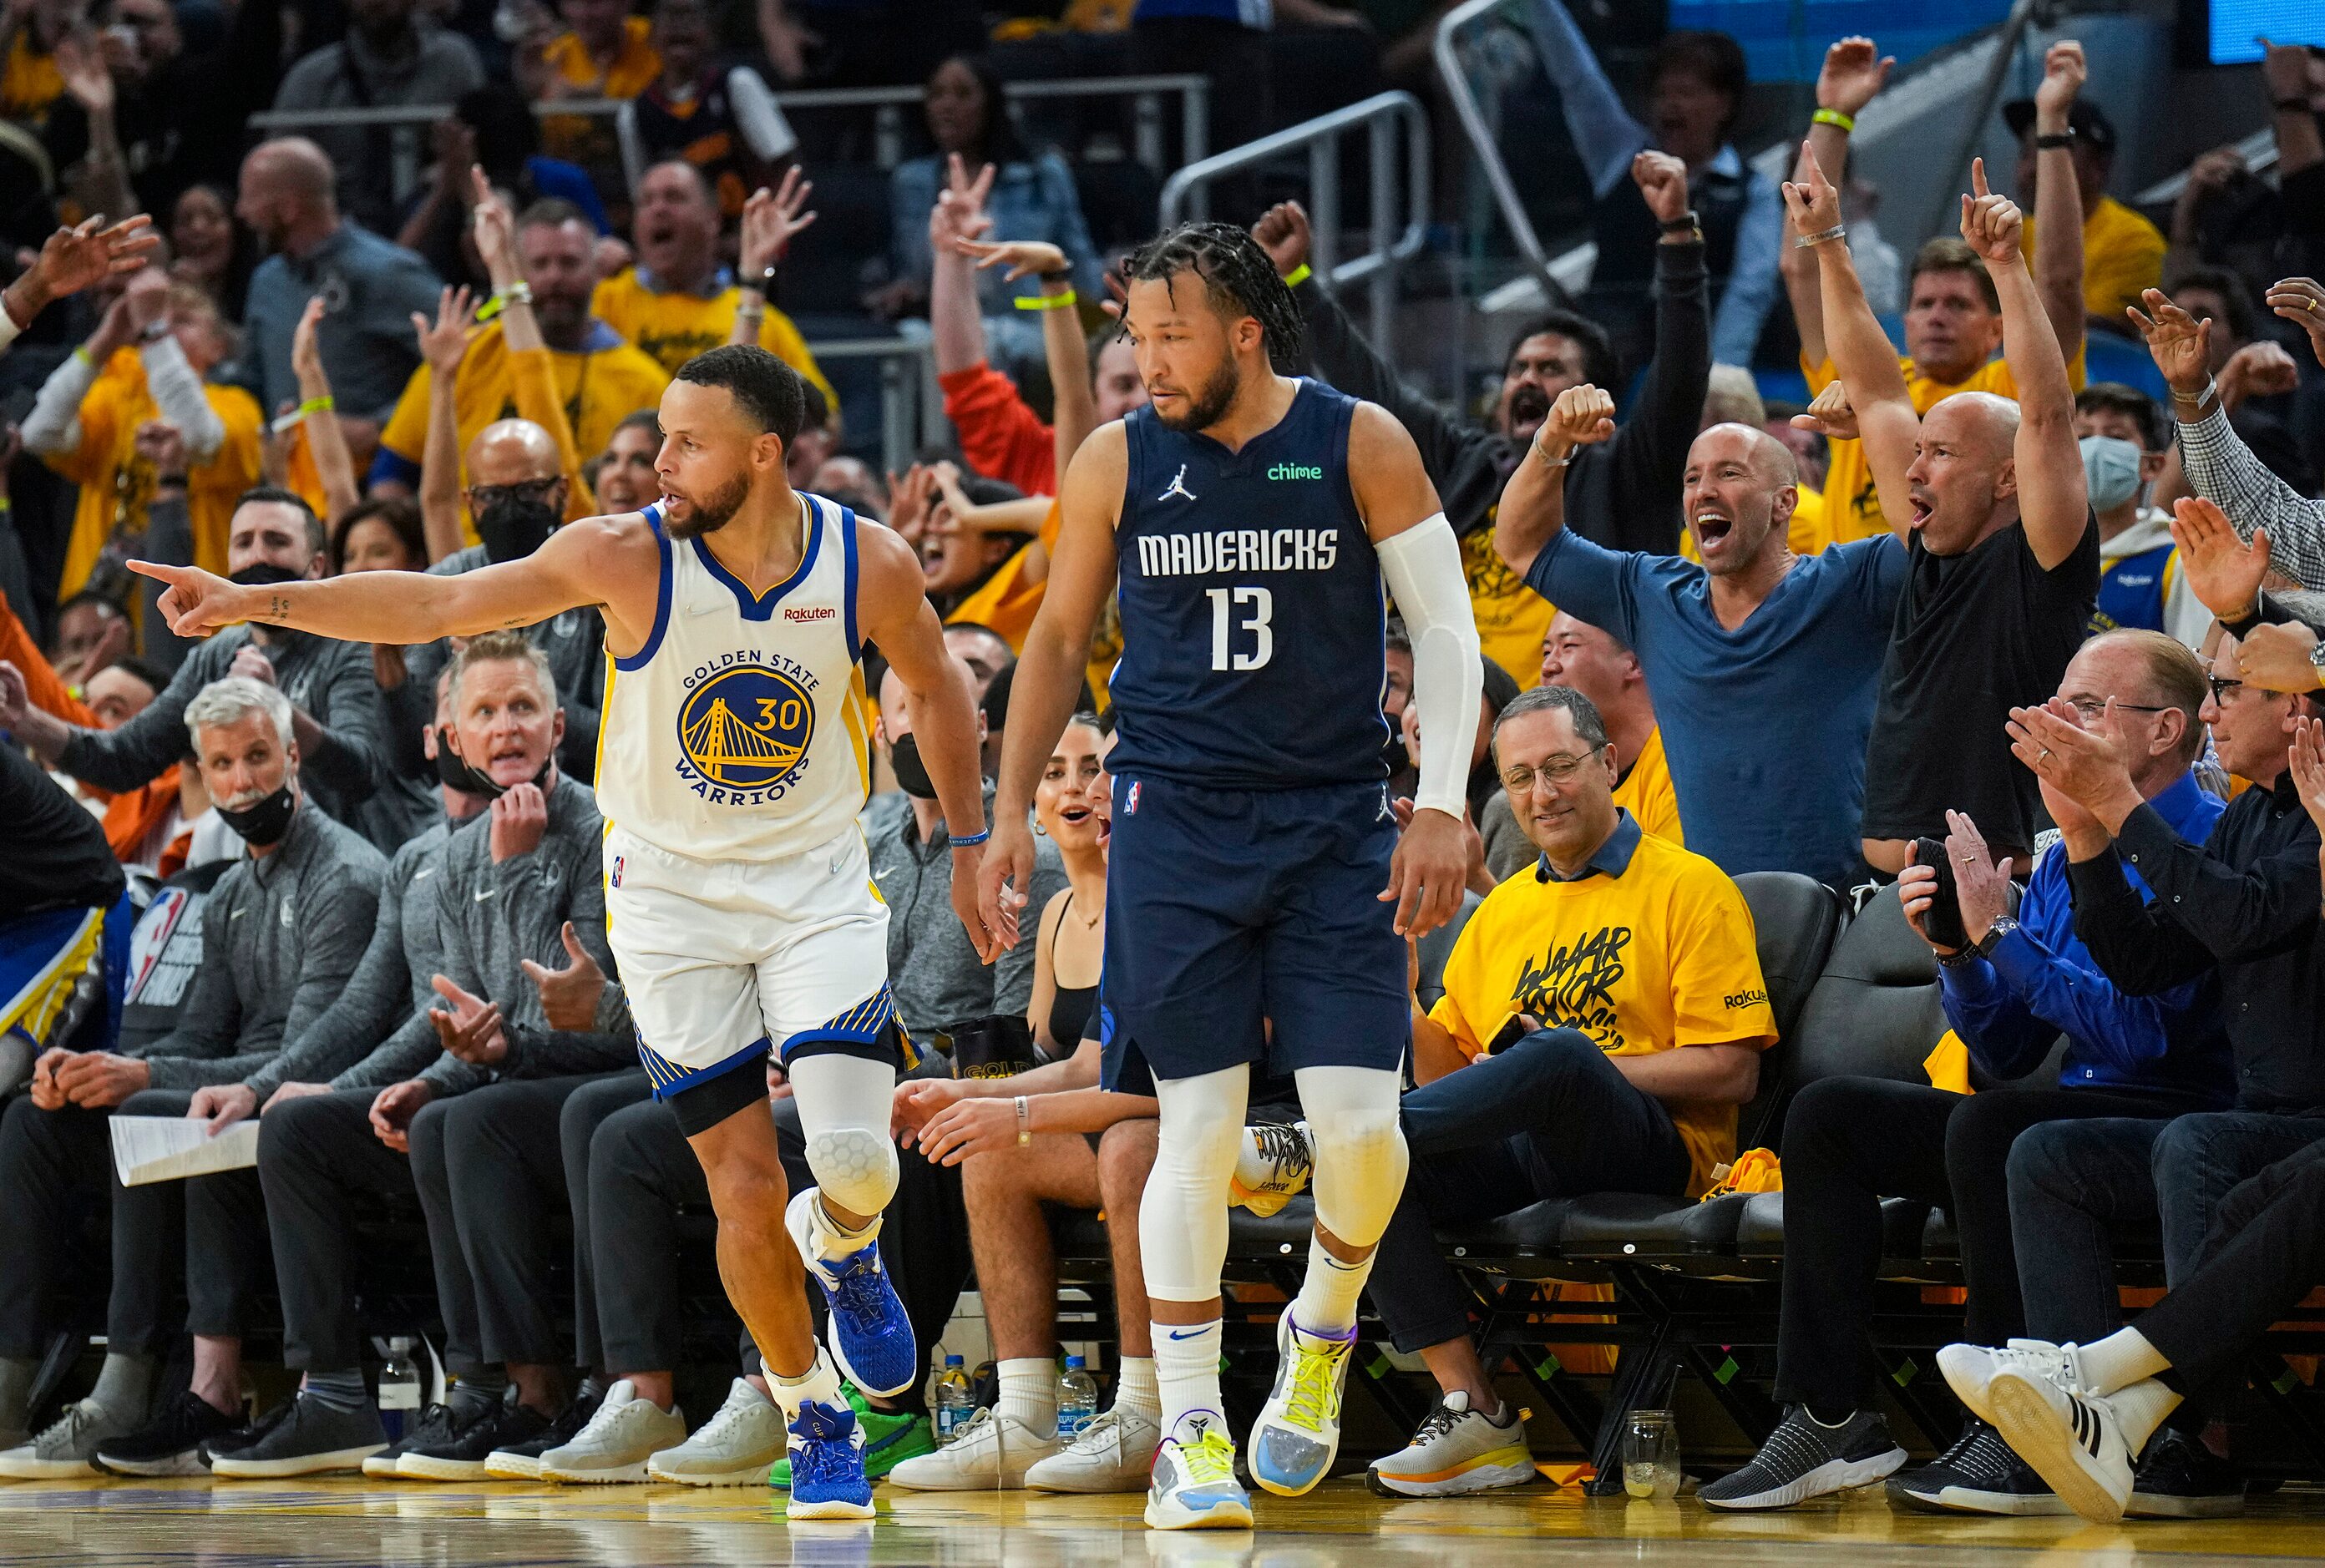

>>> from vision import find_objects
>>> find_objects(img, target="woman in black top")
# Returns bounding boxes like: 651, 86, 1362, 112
1026, 712, 1108, 1061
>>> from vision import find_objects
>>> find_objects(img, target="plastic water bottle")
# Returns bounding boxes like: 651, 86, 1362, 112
1057, 1357, 1097, 1439
933, 1355, 973, 1446
377, 1338, 422, 1444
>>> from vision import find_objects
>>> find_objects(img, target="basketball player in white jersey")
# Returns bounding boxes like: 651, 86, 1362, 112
134, 345, 995, 1520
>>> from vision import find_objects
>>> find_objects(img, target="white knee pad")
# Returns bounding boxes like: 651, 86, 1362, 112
805, 1126, 899, 1216
1296, 1065, 1409, 1250
1141, 1065, 1249, 1303
788, 1052, 901, 1217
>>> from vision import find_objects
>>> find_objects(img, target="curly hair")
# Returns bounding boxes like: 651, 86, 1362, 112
1121, 221, 1303, 366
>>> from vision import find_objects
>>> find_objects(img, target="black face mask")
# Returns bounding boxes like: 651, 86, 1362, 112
433, 726, 550, 798
474, 498, 560, 565
229, 562, 306, 589
215, 784, 296, 847
889, 733, 939, 800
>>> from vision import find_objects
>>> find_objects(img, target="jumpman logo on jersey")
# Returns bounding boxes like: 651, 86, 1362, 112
1158, 463, 1198, 503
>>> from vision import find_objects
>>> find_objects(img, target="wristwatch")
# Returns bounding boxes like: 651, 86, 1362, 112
1972, 916, 2019, 962
2307, 636, 2325, 682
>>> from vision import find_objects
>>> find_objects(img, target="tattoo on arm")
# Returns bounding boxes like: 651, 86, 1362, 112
266, 594, 292, 620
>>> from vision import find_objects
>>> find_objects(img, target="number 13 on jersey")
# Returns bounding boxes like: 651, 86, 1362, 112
1207, 585, 1274, 671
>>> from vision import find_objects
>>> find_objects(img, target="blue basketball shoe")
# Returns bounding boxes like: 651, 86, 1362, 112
785, 1187, 917, 1398
785, 1397, 874, 1520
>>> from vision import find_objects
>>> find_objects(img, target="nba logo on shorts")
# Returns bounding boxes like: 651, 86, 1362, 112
675, 663, 817, 804
1126, 781, 1141, 815
610, 856, 625, 888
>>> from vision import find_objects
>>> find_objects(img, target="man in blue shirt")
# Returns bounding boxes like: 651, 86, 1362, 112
1699, 630, 2231, 1516
1492, 383, 1905, 892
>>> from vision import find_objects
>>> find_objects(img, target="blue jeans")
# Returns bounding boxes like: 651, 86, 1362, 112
2007, 1109, 2325, 1345
1365, 1029, 1689, 1353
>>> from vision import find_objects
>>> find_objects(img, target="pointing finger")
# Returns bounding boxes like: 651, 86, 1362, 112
1971, 157, 1989, 200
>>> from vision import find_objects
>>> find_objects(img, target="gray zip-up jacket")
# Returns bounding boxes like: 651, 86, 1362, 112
337, 773, 631, 1095
128, 800, 386, 1090
248, 818, 453, 1100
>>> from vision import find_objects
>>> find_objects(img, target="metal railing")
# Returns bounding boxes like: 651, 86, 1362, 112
1157, 91, 1430, 348
250, 99, 644, 210
2137, 124, 2281, 207
803, 336, 940, 474
1434, 0, 1566, 310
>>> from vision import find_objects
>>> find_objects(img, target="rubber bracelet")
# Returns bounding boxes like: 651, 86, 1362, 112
1792, 224, 1846, 249
1280, 262, 1312, 289
1013, 290, 1076, 311
298, 395, 334, 416
474, 281, 533, 322
2034, 131, 2074, 150
946, 827, 991, 847
2277, 97, 2314, 113
1811, 107, 1854, 133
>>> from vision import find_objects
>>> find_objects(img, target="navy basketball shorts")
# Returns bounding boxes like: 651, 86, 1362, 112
1097, 772, 1410, 1090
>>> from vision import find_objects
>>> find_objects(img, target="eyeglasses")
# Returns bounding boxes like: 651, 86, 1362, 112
467, 477, 562, 509
2063, 698, 2170, 722
1501, 746, 1608, 793
2206, 675, 2246, 704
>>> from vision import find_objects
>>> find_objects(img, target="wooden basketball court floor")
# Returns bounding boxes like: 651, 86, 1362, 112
5, 1475, 2325, 1565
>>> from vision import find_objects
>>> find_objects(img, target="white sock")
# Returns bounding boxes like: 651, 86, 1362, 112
2106, 1378, 2182, 1459
1291, 1235, 1371, 1337
2077, 1328, 2172, 1396
997, 1358, 1058, 1439
1154, 1318, 1223, 1438
1114, 1357, 1161, 1419
810, 1191, 881, 1259
768, 1348, 844, 1421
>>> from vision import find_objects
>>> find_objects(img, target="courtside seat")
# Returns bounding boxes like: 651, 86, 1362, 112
1228, 1196, 1320, 1263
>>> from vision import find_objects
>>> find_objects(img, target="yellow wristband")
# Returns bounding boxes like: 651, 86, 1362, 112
1811, 108, 1855, 134
298, 395, 334, 417
1014, 290, 1077, 311
1281, 262, 1313, 289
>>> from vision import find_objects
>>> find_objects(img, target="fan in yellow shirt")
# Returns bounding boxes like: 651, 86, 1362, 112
374, 199, 669, 503
591, 160, 833, 402
2005, 94, 2164, 328
529, 3, 661, 172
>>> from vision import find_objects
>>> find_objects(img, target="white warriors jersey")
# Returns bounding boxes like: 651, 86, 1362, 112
595, 492, 873, 862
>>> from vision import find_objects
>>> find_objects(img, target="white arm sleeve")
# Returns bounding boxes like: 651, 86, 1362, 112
22, 346, 97, 455
1375, 512, 1483, 820
139, 336, 226, 463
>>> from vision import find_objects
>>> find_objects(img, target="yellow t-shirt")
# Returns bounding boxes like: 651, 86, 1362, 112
1461, 518, 1549, 690
590, 268, 836, 405
2023, 196, 2166, 332
0, 33, 63, 127
377, 320, 670, 489
1613, 726, 1684, 847
538, 18, 661, 169
46, 351, 265, 599
1802, 341, 2088, 545
945, 539, 1046, 652
1426, 820, 1775, 1195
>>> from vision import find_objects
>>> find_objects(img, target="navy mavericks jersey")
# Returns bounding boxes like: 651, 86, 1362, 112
1107, 379, 1393, 790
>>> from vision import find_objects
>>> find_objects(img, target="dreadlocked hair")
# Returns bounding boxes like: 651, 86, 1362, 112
1121, 221, 1304, 367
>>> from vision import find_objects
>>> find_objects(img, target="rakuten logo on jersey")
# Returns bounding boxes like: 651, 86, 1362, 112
784, 605, 837, 624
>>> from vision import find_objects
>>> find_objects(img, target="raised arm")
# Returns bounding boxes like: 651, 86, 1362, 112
1963, 159, 2088, 568
0, 213, 156, 355
290, 297, 359, 524
1519, 0, 1647, 198
955, 236, 1096, 499
413, 286, 477, 562
2026, 42, 2088, 372
2262, 40, 2323, 185
1784, 144, 1917, 539
732, 166, 818, 349
928, 156, 995, 377
1493, 382, 1614, 579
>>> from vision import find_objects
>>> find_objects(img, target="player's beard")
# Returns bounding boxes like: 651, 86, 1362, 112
663, 471, 752, 538
1153, 357, 1239, 433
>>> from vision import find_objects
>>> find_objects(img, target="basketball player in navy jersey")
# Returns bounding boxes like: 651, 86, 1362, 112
980, 223, 1483, 1529
133, 346, 995, 1521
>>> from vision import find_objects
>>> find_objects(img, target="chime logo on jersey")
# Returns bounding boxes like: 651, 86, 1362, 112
676, 659, 818, 803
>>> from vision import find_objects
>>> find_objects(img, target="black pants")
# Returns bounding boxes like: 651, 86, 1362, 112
1368, 1029, 1689, 1355
0, 1089, 266, 1360
560, 1070, 655, 1372
1774, 1077, 2201, 1412
257, 1088, 463, 1373
2135, 1139, 2325, 1399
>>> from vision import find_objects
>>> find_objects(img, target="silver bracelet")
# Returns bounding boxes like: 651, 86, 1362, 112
1792, 224, 1846, 250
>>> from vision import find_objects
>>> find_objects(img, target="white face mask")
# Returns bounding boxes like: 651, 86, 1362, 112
2079, 434, 2145, 513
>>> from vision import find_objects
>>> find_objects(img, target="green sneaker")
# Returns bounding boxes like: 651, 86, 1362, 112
768, 1384, 935, 1490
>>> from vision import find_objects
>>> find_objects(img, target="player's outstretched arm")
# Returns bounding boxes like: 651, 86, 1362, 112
132, 511, 639, 647
856, 518, 1002, 962
979, 422, 1124, 948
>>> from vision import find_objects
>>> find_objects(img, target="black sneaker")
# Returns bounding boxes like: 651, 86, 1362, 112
363, 1402, 463, 1479
1698, 1407, 1907, 1511
401, 1397, 551, 1482
1888, 1419, 2071, 1515
208, 1393, 388, 1479
91, 1391, 246, 1479
2127, 1425, 2246, 1519
484, 1390, 600, 1480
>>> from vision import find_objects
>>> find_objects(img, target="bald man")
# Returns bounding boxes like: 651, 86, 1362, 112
236, 138, 445, 445
1497, 393, 1908, 893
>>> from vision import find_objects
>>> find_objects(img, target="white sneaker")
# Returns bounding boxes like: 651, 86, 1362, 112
538, 1380, 686, 1484
1366, 1392, 1535, 1497
1987, 1362, 2135, 1524
1144, 1411, 1251, 1530
1231, 1122, 1314, 1217
1026, 1404, 1162, 1493
0, 1400, 134, 1479
884, 1406, 1061, 1490
647, 1379, 786, 1486
1938, 1338, 2082, 1426
1248, 1311, 1354, 1497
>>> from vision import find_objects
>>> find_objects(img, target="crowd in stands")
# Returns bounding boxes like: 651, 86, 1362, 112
1, 0, 2324, 1533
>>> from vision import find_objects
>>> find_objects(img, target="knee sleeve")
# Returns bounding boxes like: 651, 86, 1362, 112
787, 1053, 900, 1216
1295, 1065, 1408, 1250
1142, 1066, 1249, 1302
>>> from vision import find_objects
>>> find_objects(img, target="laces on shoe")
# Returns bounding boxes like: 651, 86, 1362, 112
789, 1401, 862, 1487
694, 1385, 767, 1444
1281, 1333, 1350, 1433
1178, 1425, 1238, 1486
825, 1247, 897, 1338
1411, 1400, 1467, 1447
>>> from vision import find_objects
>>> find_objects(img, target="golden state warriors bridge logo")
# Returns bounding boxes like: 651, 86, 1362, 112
676, 653, 818, 805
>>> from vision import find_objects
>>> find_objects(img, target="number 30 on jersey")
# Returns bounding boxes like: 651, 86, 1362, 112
1207, 586, 1274, 671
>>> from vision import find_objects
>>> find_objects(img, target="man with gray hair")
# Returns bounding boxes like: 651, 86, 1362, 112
0, 675, 385, 1478
0, 489, 389, 837
1350, 683, 1775, 1500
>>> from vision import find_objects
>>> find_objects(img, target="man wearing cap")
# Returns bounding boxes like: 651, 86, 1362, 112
2009, 89, 2165, 335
